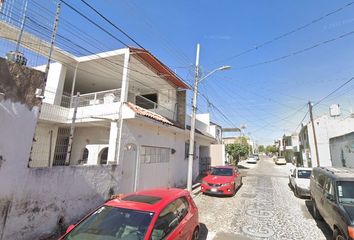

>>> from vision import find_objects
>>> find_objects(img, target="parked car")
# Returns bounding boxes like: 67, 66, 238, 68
60, 188, 199, 240
275, 157, 286, 165
310, 167, 354, 240
201, 166, 242, 196
246, 157, 257, 164
253, 154, 260, 161
289, 167, 312, 197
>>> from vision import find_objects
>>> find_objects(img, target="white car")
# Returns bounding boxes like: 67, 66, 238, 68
289, 167, 312, 197
275, 157, 286, 165
246, 157, 257, 164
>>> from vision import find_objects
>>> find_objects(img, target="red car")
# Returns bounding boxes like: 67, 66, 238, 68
201, 166, 242, 196
59, 188, 199, 240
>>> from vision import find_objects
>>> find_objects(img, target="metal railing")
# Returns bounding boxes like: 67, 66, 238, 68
60, 89, 121, 108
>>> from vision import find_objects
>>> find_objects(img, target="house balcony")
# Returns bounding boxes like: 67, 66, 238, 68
40, 88, 177, 124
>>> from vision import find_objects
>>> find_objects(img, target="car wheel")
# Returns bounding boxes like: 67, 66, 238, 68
192, 226, 199, 240
312, 200, 322, 220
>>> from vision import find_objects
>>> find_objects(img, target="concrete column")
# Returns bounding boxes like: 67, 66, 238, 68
43, 62, 67, 105
107, 49, 130, 164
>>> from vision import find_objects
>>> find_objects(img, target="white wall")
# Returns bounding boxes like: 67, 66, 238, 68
306, 115, 354, 167
330, 132, 354, 168
0, 100, 122, 240
44, 63, 67, 105
30, 123, 59, 167
70, 126, 110, 165
210, 144, 225, 166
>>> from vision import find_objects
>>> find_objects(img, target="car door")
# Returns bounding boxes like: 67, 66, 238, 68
150, 197, 191, 240
322, 178, 336, 228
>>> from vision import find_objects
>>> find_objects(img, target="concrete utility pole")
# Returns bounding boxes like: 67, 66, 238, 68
186, 44, 231, 191
308, 101, 320, 167
187, 43, 200, 192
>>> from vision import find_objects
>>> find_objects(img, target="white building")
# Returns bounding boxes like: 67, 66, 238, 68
299, 105, 354, 167
329, 131, 354, 168
27, 47, 218, 191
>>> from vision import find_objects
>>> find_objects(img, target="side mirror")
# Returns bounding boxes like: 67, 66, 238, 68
66, 224, 75, 234
326, 193, 334, 202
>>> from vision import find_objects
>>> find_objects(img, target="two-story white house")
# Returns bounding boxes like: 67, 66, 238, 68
29, 47, 217, 192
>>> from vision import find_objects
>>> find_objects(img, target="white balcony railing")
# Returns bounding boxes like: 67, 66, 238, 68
61, 89, 121, 108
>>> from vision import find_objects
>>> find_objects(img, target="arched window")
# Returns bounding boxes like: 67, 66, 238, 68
99, 147, 108, 165
81, 148, 89, 164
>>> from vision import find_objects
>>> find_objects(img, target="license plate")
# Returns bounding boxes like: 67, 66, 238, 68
211, 188, 217, 192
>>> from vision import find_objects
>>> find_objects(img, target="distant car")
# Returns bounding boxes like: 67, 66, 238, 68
289, 167, 312, 197
254, 154, 260, 161
275, 157, 286, 165
310, 167, 354, 240
60, 188, 200, 240
246, 157, 257, 164
201, 166, 242, 196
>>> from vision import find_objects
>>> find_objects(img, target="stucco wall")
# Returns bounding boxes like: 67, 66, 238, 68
330, 132, 354, 168
0, 59, 122, 239
210, 144, 225, 166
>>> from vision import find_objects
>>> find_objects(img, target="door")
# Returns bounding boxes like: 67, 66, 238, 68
120, 143, 137, 193
322, 179, 336, 227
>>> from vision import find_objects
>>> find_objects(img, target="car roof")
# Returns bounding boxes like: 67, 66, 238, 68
314, 167, 354, 180
105, 188, 189, 213
296, 167, 312, 170
211, 165, 235, 169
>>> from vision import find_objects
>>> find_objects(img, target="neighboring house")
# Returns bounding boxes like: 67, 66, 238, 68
279, 134, 300, 164
298, 105, 354, 167
329, 132, 354, 168
28, 47, 218, 191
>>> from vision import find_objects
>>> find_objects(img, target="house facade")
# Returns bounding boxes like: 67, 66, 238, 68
329, 131, 354, 168
298, 107, 354, 167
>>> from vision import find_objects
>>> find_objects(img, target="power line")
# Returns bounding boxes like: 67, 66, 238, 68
215, 1, 354, 64
237, 29, 354, 70
78, 0, 145, 49
314, 76, 354, 106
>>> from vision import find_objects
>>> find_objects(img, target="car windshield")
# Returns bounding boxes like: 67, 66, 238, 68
337, 181, 354, 204
210, 168, 233, 176
64, 206, 154, 240
297, 170, 311, 179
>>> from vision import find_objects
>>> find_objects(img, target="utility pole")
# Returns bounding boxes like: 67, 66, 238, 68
308, 101, 320, 167
187, 43, 200, 192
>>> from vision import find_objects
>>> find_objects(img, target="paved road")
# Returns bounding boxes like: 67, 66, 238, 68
194, 156, 332, 240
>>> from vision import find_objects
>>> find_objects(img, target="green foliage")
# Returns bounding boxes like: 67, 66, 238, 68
226, 142, 249, 165
258, 145, 265, 152
265, 145, 277, 154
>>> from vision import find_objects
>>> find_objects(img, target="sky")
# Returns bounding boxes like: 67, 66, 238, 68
3, 0, 354, 145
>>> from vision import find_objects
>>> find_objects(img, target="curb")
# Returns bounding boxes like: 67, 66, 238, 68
191, 183, 201, 197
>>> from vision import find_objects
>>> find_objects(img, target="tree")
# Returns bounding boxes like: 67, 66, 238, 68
265, 145, 277, 154
226, 142, 249, 165
258, 145, 265, 153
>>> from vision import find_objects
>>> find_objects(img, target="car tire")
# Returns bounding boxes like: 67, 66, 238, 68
294, 186, 299, 197
192, 226, 199, 240
312, 200, 322, 220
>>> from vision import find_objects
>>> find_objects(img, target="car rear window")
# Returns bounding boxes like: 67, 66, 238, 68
210, 168, 233, 176
297, 170, 311, 179
122, 195, 162, 204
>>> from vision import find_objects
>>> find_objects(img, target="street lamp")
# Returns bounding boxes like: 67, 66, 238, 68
187, 43, 231, 192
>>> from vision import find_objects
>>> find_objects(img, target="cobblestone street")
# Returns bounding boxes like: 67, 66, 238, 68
194, 157, 332, 240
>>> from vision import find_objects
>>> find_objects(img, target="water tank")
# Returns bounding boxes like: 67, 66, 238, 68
329, 104, 341, 117
5, 51, 27, 66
